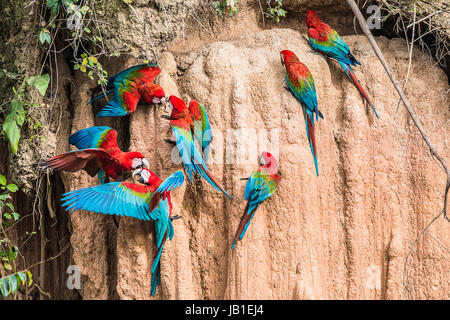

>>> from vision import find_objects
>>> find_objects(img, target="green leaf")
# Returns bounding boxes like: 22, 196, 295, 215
9, 98, 26, 126
12, 212, 19, 221
2, 115, 20, 154
9, 247, 18, 262
7, 275, 18, 293
80, 5, 90, 14
39, 29, 52, 45
0, 278, 10, 297
4, 213, 12, 220
17, 272, 27, 285
46, 0, 60, 14
6, 184, 18, 192
4, 263, 12, 271
0, 193, 9, 201
0, 174, 6, 186
26, 270, 33, 287
27, 74, 50, 96
6, 203, 14, 211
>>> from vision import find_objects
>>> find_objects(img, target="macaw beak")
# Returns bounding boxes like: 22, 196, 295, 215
162, 97, 170, 113
132, 168, 146, 184
142, 158, 149, 169
132, 168, 142, 179
259, 156, 267, 166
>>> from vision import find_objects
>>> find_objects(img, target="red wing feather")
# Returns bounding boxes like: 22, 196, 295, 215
138, 65, 161, 84
100, 129, 120, 150
40, 149, 119, 177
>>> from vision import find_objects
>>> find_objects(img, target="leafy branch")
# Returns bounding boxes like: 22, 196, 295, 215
264, 0, 287, 23
213, 0, 239, 17
0, 74, 49, 154
0, 174, 33, 299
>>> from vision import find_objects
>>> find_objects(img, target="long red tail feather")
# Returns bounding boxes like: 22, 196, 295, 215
347, 68, 379, 118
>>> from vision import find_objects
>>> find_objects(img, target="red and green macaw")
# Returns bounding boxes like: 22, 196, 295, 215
232, 152, 281, 249
165, 95, 231, 198
61, 168, 185, 296
188, 100, 213, 162
40, 126, 149, 184
280, 50, 323, 176
89, 63, 166, 117
306, 10, 378, 118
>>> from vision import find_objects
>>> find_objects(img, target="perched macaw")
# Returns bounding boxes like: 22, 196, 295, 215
232, 152, 281, 249
61, 168, 185, 296
89, 63, 166, 117
280, 50, 323, 176
188, 100, 213, 162
40, 126, 149, 184
306, 10, 378, 118
166, 95, 231, 199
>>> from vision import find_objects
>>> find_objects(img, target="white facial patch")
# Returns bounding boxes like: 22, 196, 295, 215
152, 97, 161, 104
260, 156, 267, 165
132, 158, 143, 169
141, 170, 151, 183
168, 101, 174, 110
142, 158, 149, 168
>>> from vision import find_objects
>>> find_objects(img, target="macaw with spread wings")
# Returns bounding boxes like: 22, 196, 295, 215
40, 126, 149, 184
61, 168, 185, 296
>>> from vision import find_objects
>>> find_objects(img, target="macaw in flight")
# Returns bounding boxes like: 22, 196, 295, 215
306, 10, 378, 118
89, 63, 167, 117
280, 49, 323, 176
232, 152, 281, 249
40, 126, 149, 184
61, 168, 185, 296
164, 95, 231, 199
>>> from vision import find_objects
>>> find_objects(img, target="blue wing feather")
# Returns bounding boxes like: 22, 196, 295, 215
61, 182, 152, 220
69, 126, 114, 149
155, 170, 185, 194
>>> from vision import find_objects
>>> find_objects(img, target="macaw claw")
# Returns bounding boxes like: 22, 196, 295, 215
170, 215, 182, 221
164, 139, 177, 146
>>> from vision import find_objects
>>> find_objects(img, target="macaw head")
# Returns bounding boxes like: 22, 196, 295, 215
126, 152, 150, 170
306, 10, 321, 27
260, 152, 279, 175
260, 152, 274, 166
280, 50, 299, 67
166, 95, 190, 121
168, 95, 187, 112
132, 168, 159, 185
142, 84, 166, 106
